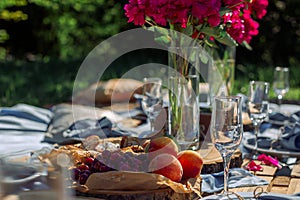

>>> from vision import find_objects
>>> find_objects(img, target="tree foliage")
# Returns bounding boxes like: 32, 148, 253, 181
0, 0, 298, 67
0, 0, 28, 59
0, 0, 128, 60
236, 0, 300, 67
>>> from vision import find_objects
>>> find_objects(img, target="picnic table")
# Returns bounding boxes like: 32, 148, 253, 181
1, 101, 300, 199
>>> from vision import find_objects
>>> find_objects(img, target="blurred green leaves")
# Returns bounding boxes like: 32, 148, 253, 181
0, 0, 127, 60
0, 0, 28, 59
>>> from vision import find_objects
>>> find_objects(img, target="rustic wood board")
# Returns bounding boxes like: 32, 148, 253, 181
287, 178, 300, 194
75, 188, 198, 200
254, 164, 277, 177
291, 163, 300, 177
272, 176, 291, 187
242, 160, 276, 176
269, 186, 288, 194
199, 144, 243, 174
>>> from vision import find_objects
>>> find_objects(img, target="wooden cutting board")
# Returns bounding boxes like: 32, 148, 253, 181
199, 143, 243, 174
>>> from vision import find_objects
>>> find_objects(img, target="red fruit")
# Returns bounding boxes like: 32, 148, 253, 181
91, 159, 111, 172
147, 137, 179, 160
177, 150, 203, 180
70, 168, 80, 181
77, 164, 89, 171
148, 153, 183, 182
79, 173, 90, 185
84, 157, 94, 167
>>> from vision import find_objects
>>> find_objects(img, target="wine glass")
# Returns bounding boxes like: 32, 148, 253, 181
273, 67, 289, 109
210, 96, 243, 198
247, 81, 269, 156
141, 77, 163, 133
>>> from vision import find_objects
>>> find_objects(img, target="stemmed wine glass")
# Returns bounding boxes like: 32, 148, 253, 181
141, 77, 163, 133
247, 81, 269, 156
273, 67, 289, 109
210, 96, 243, 198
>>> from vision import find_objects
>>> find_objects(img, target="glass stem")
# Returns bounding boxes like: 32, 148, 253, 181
222, 153, 232, 193
253, 123, 260, 157
149, 117, 155, 132
254, 124, 259, 150
277, 95, 282, 110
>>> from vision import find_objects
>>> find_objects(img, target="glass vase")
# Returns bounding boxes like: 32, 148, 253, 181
208, 45, 236, 104
168, 47, 200, 150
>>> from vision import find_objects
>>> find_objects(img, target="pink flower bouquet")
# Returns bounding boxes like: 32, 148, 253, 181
124, 0, 268, 47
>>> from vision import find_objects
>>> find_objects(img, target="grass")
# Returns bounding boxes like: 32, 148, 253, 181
233, 63, 300, 101
0, 58, 299, 107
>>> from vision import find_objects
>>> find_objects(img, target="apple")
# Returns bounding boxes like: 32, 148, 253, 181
177, 150, 203, 180
148, 153, 183, 182
147, 136, 179, 160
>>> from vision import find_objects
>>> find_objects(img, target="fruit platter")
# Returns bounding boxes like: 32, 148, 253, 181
41, 135, 203, 199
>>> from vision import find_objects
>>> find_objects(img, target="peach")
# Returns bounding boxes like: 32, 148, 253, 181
147, 136, 179, 160
177, 150, 203, 180
148, 153, 183, 182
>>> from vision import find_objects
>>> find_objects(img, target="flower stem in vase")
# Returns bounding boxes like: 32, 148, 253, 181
168, 75, 200, 150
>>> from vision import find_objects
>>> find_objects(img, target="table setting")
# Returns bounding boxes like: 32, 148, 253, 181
1, 0, 300, 199
1, 74, 300, 200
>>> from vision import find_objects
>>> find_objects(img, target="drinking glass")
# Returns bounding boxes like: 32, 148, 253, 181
247, 81, 269, 155
141, 77, 163, 132
273, 67, 289, 108
210, 96, 243, 198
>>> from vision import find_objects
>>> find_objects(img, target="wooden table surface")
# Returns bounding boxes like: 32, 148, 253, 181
3, 157, 300, 200
71, 158, 300, 199
70, 156, 300, 199
230, 158, 300, 196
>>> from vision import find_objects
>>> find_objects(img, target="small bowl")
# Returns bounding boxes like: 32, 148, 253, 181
0, 151, 42, 194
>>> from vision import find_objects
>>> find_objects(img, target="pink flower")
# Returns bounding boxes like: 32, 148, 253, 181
147, 0, 169, 26
242, 9, 260, 43
124, 0, 147, 25
192, 0, 221, 27
147, 0, 190, 28
223, 10, 245, 43
223, 7, 260, 44
257, 154, 282, 168
245, 160, 263, 172
123, 0, 269, 45
223, 0, 244, 7
167, 1, 190, 28
249, 0, 268, 19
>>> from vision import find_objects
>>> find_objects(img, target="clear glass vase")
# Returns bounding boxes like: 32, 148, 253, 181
208, 45, 236, 104
167, 47, 200, 150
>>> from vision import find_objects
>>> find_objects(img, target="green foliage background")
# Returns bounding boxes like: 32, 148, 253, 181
0, 0, 299, 106
0, 0, 128, 60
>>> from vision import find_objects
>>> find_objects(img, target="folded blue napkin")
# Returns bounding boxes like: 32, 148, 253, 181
290, 111, 300, 123
268, 110, 300, 125
0, 104, 53, 132
269, 112, 290, 122
43, 117, 125, 144
281, 122, 300, 151
0, 104, 53, 124
201, 168, 269, 193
